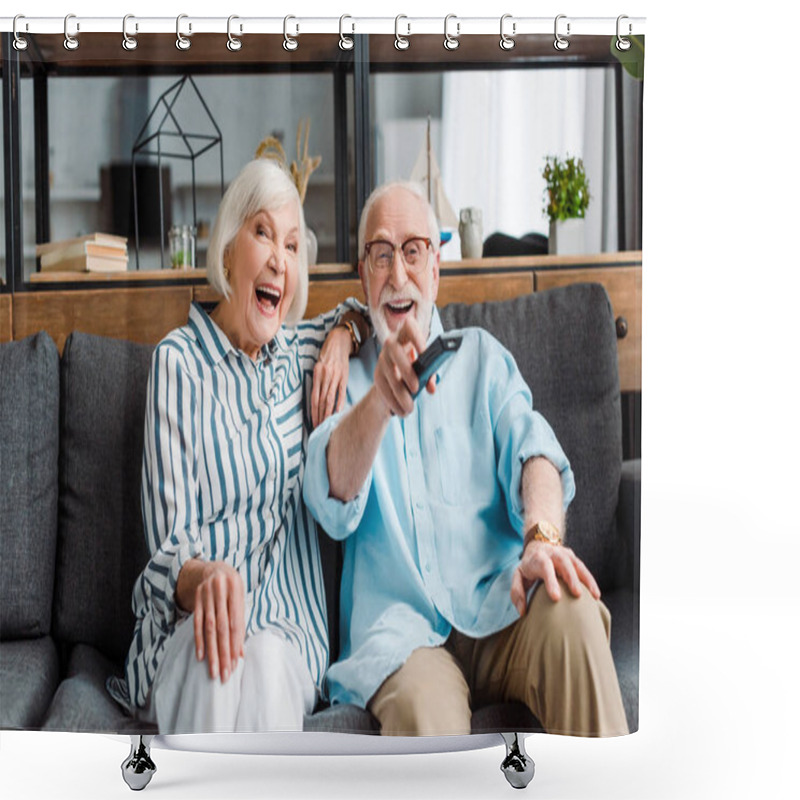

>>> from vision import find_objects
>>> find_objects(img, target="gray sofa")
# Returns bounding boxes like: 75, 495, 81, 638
0, 282, 640, 735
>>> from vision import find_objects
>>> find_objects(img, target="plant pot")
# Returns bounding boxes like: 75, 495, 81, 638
548, 218, 585, 255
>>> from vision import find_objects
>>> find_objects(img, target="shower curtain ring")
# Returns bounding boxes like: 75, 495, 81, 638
554, 14, 570, 51
64, 14, 79, 51
444, 14, 460, 50
122, 15, 138, 51
227, 15, 242, 51
12, 15, 28, 51
283, 15, 299, 51
616, 15, 632, 51
339, 15, 354, 50
395, 15, 410, 50
176, 14, 192, 50
499, 14, 516, 50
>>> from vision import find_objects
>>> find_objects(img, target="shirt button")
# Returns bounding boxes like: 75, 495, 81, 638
415, 501, 424, 510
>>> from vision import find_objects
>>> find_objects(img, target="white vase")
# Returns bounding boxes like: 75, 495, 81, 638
548, 218, 585, 255
459, 207, 483, 260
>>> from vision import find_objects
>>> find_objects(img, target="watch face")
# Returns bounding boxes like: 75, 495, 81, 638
535, 521, 560, 544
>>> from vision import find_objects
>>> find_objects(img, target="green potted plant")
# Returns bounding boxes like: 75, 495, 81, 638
542, 155, 590, 255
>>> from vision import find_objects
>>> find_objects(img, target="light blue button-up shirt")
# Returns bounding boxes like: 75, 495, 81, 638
303, 309, 575, 708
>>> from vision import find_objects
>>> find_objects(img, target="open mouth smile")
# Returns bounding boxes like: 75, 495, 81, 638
255, 284, 282, 315
385, 299, 415, 317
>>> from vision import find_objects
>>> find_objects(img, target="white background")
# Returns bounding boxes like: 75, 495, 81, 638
3, 1, 799, 798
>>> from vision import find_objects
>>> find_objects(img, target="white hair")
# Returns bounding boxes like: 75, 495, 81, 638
206, 159, 309, 325
357, 181, 440, 261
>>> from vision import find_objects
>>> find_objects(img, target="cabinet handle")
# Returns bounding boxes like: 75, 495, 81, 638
616, 316, 628, 339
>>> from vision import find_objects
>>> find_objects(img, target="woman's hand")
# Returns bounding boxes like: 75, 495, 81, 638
311, 326, 352, 428
176, 559, 246, 683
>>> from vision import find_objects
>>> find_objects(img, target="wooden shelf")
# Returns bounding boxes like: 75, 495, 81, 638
28, 263, 357, 285
26, 252, 640, 285
440, 250, 642, 272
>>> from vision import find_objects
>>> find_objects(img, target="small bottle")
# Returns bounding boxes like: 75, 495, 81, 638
170, 224, 196, 269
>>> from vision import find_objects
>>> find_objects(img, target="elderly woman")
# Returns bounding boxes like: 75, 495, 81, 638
109, 159, 368, 733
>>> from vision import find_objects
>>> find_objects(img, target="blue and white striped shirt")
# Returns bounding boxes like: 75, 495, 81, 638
121, 301, 351, 711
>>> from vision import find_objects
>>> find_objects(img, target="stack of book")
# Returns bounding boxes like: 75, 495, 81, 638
36, 233, 128, 273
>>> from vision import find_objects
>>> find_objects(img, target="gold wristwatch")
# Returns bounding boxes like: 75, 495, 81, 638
338, 319, 362, 354
528, 520, 562, 547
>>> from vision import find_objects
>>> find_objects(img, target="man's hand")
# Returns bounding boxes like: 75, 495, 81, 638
373, 317, 435, 418
311, 326, 351, 428
510, 540, 600, 615
177, 559, 246, 683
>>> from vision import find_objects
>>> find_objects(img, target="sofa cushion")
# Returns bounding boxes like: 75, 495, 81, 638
52, 333, 154, 664
305, 703, 379, 734
471, 702, 542, 734
440, 283, 622, 590
0, 636, 60, 728
0, 332, 59, 639
41, 643, 153, 732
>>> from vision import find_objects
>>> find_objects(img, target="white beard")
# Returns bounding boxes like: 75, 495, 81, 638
368, 271, 435, 345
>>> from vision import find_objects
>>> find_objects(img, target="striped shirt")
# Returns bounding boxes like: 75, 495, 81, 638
119, 300, 353, 711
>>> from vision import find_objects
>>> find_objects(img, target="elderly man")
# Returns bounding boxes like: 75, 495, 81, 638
303, 181, 628, 737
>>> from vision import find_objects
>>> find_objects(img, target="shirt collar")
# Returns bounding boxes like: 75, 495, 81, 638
188, 301, 278, 366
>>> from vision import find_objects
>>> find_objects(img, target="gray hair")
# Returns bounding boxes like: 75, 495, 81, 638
357, 181, 440, 262
206, 159, 309, 325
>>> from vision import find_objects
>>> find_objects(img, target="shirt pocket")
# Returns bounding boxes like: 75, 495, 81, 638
434, 424, 495, 507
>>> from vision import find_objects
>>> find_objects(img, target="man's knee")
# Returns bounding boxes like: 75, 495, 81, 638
525, 580, 612, 655
369, 647, 471, 736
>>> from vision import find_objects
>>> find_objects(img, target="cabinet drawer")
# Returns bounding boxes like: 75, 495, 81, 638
0, 295, 11, 343
535, 266, 641, 392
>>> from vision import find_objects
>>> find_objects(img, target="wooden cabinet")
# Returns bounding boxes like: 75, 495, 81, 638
12, 288, 193, 355
9, 252, 641, 395
0, 295, 12, 344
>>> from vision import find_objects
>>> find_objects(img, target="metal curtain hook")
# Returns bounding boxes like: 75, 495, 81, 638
339, 15, 354, 50
176, 14, 191, 50
283, 15, 298, 51
64, 13, 79, 51
499, 14, 516, 51
616, 15, 632, 51
227, 15, 242, 51
395, 15, 410, 51
444, 14, 460, 50
554, 14, 570, 51
13, 15, 29, 51
122, 14, 138, 51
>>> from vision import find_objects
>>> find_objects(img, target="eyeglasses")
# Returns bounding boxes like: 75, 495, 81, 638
364, 237, 433, 273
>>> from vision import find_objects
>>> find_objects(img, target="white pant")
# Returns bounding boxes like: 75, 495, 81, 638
140, 616, 316, 733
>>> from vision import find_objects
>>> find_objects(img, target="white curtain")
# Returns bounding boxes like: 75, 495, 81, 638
440, 68, 618, 257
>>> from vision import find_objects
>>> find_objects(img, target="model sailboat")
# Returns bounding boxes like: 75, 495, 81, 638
409, 116, 458, 245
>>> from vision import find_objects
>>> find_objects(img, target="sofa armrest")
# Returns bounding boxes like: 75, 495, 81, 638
615, 459, 641, 592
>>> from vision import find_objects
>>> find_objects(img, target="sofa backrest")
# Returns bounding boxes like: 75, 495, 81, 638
0, 332, 60, 640
439, 282, 622, 590
52, 332, 154, 664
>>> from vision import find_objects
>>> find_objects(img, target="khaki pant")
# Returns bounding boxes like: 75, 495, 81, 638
369, 581, 629, 737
